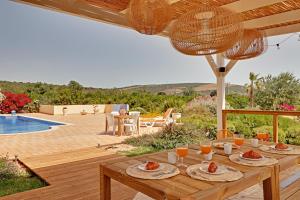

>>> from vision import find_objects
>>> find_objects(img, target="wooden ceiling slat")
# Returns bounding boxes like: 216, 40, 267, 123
11, 0, 300, 37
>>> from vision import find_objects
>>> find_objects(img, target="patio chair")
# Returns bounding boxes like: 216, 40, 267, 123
105, 112, 119, 135
124, 111, 140, 135
140, 108, 173, 127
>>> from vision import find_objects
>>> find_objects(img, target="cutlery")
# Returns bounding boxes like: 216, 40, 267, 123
152, 168, 177, 177
191, 170, 209, 180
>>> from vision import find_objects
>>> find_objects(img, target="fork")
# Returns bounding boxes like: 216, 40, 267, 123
152, 168, 177, 177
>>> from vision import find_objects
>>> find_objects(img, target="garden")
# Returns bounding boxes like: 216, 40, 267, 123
0, 155, 46, 197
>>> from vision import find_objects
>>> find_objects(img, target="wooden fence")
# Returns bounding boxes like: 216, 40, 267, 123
222, 109, 300, 143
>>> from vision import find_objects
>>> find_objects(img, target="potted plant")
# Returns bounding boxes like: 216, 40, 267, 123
93, 105, 99, 115
62, 107, 68, 116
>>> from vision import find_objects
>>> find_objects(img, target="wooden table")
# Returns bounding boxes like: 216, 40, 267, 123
113, 115, 140, 136
100, 140, 299, 200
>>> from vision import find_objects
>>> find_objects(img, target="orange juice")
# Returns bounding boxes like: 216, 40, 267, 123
176, 147, 188, 157
257, 133, 266, 140
234, 138, 244, 146
200, 145, 211, 154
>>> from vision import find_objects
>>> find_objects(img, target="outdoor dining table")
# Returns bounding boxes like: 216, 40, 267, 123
114, 115, 140, 136
99, 140, 300, 200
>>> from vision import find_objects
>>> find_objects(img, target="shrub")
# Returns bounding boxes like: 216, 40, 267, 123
226, 94, 249, 109
286, 125, 300, 145
0, 92, 31, 114
125, 124, 205, 150
0, 156, 19, 180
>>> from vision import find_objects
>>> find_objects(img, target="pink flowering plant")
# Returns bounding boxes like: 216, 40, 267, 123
278, 103, 295, 111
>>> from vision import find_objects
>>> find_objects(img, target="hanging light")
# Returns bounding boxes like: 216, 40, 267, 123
298, 34, 300, 41
224, 29, 267, 60
127, 0, 172, 35
169, 3, 243, 55
276, 43, 280, 50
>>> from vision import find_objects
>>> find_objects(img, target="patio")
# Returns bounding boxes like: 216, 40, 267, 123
0, 113, 159, 158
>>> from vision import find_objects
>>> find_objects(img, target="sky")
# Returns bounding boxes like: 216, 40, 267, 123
0, 1, 300, 88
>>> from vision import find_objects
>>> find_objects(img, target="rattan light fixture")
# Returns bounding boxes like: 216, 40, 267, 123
83, 0, 130, 12
170, 6, 243, 55
127, 0, 171, 35
224, 29, 267, 60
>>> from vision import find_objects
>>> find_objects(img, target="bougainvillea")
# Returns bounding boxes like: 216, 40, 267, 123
0, 92, 32, 114
278, 103, 295, 111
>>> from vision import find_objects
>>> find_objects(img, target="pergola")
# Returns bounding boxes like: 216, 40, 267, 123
13, 0, 300, 134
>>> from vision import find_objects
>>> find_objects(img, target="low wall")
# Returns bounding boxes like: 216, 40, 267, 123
39, 104, 129, 115
39, 105, 105, 115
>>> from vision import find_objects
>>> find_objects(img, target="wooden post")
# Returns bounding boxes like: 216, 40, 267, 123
222, 111, 227, 131
273, 115, 279, 143
100, 165, 111, 200
263, 164, 280, 200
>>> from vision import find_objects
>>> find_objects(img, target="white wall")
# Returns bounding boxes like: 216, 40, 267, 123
40, 105, 105, 115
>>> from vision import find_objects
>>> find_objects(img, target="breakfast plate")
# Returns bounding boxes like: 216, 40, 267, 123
270, 145, 293, 151
199, 163, 228, 175
137, 163, 164, 172
213, 142, 239, 149
239, 153, 264, 161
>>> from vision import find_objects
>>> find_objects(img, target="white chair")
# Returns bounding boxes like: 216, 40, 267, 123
124, 111, 140, 135
105, 112, 119, 135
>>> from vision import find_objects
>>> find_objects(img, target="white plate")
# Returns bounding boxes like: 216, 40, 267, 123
239, 153, 264, 161
199, 163, 228, 175
270, 145, 293, 151
137, 163, 164, 172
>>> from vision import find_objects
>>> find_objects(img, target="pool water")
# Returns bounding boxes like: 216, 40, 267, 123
0, 116, 65, 134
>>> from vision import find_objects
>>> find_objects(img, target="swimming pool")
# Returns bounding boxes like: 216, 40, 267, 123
0, 116, 65, 134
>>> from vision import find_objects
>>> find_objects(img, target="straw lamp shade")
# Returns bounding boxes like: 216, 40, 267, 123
224, 29, 267, 60
169, 6, 243, 55
127, 0, 171, 35
83, 0, 130, 12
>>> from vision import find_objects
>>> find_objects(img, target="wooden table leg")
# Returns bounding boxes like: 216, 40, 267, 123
263, 165, 280, 200
117, 118, 121, 136
100, 165, 111, 200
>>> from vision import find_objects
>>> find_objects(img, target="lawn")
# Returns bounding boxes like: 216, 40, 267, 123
0, 156, 46, 197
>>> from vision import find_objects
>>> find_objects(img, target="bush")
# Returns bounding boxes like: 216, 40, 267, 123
125, 124, 205, 150
226, 94, 249, 109
286, 125, 300, 145
0, 92, 31, 113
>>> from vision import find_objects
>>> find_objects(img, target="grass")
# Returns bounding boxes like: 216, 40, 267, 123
0, 177, 46, 197
0, 157, 46, 197
120, 146, 159, 157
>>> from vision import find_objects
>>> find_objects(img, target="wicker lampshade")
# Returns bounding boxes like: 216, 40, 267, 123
83, 0, 130, 12
224, 29, 267, 60
169, 6, 243, 55
127, 0, 171, 35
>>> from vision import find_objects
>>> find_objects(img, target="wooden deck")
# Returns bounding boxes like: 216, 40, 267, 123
1, 145, 299, 200
0, 147, 137, 200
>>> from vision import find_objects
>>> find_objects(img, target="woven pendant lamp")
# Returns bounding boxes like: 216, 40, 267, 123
169, 4, 243, 55
127, 0, 171, 35
83, 0, 130, 12
224, 29, 267, 60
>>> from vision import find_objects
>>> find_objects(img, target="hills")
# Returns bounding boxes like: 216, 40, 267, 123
0, 81, 245, 95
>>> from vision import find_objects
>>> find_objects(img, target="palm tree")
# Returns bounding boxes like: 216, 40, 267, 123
246, 72, 262, 108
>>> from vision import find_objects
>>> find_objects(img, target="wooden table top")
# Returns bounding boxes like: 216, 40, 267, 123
100, 140, 300, 200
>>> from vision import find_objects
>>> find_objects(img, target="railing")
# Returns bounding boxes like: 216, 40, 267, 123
222, 109, 300, 143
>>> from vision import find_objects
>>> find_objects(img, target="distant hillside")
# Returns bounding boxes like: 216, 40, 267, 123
120, 83, 246, 95
0, 81, 245, 95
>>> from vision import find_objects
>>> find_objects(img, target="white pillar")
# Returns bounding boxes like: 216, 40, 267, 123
216, 54, 225, 130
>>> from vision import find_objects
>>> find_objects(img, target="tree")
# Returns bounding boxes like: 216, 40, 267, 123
246, 72, 262, 108
255, 72, 300, 110
0, 88, 5, 103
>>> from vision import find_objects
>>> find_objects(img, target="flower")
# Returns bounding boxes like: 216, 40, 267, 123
278, 103, 295, 111
0, 92, 32, 114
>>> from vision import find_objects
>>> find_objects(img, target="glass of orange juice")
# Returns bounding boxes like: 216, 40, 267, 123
234, 134, 244, 147
257, 132, 267, 145
176, 143, 188, 167
200, 140, 212, 154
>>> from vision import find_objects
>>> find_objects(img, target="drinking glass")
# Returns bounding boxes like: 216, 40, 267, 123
176, 143, 188, 167
257, 132, 267, 145
234, 134, 244, 147
200, 140, 212, 154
